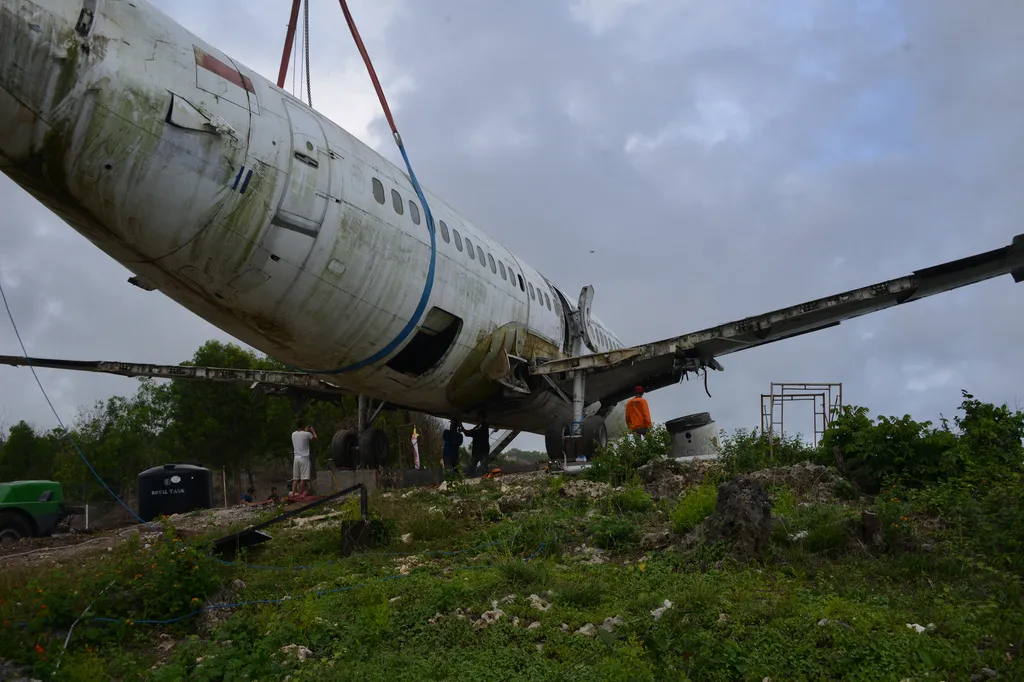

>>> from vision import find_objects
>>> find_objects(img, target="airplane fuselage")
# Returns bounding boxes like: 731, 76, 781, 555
0, 0, 629, 441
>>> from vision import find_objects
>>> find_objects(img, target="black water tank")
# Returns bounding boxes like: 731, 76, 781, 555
137, 464, 213, 522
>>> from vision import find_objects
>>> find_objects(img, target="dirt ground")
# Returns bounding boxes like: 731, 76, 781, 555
0, 504, 275, 571
0, 470, 552, 570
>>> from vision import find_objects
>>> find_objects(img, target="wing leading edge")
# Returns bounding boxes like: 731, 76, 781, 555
532, 233, 1024, 407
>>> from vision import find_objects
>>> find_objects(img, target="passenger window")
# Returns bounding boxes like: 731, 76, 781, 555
465, 237, 475, 259
409, 199, 421, 225
440, 220, 450, 243
372, 178, 385, 204
517, 274, 525, 291
528, 282, 535, 300
545, 293, 551, 310
487, 253, 497, 274
499, 261, 507, 280
477, 245, 486, 265
391, 189, 403, 214
453, 229, 463, 251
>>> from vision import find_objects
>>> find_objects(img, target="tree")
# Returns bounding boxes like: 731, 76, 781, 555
0, 420, 57, 482
160, 340, 295, 495
49, 378, 173, 506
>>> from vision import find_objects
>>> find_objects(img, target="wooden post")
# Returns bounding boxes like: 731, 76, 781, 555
222, 467, 228, 508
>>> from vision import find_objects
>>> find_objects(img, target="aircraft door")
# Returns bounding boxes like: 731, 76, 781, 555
273, 100, 330, 237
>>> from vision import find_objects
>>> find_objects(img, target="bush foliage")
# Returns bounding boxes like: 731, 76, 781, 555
2, 389, 1024, 679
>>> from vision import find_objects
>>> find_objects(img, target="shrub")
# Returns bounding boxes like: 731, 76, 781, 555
604, 486, 654, 515
586, 425, 672, 486
800, 506, 853, 556
719, 428, 821, 475
671, 482, 718, 535
773, 504, 855, 557
952, 390, 1024, 480
767, 485, 798, 517
587, 516, 641, 550
821, 391, 1024, 493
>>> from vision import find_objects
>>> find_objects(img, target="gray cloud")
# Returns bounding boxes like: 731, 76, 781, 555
2, 0, 1023, 452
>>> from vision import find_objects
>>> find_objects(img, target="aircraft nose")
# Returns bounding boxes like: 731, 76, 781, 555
0, 0, 87, 164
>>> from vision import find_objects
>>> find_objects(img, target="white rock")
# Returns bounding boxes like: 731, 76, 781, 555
474, 609, 505, 630
651, 599, 673, 621
529, 594, 552, 611
600, 616, 624, 632
280, 644, 313, 662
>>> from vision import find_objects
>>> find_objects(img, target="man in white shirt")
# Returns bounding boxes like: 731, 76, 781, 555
290, 419, 318, 497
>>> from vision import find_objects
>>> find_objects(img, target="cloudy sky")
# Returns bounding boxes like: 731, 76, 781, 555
2, 0, 1023, 453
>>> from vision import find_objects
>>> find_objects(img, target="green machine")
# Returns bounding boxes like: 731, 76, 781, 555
0, 480, 85, 544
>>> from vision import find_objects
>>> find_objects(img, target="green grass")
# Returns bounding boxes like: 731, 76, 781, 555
671, 482, 718, 534
2, 472, 1023, 681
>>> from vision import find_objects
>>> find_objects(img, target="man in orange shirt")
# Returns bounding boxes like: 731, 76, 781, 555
625, 385, 653, 440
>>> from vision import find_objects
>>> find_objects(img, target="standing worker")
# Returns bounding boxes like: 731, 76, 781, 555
464, 413, 491, 478
290, 419, 318, 498
626, 385, 653, 440
442, 420, 464, 471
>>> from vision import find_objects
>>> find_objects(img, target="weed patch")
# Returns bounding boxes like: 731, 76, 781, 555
3, 391, 1024, 679
671, 482, 718, 535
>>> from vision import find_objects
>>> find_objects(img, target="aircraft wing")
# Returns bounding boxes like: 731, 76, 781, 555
531, 233, 1024, 407
0, 355, 352, 400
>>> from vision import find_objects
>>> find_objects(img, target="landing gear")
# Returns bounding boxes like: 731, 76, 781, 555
330, 429, 358, 468
359, 427, 389, 468
545, 284, 606, 465
545, 414, 607, 462
328, 397, 392, 470
544, 423, 568, 461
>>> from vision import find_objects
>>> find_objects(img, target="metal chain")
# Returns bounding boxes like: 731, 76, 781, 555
303, 0, 313, 107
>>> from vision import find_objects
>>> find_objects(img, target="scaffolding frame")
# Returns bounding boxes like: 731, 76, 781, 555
760, 382, 843, 458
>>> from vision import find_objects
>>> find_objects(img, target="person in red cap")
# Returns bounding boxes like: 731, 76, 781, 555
625, 385, 653, 440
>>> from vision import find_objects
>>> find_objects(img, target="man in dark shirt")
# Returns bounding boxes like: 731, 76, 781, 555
464, 413, 492, 478
442, 420, 464, 470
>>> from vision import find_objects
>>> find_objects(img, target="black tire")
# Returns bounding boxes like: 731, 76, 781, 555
545, 422, 568, 460
330, 429, 359, 469
359, 427, 389, 468
0, 511, 32, 545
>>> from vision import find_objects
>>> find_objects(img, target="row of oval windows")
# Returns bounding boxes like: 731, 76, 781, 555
371, 177, 624, 351
372, 177, 554, 310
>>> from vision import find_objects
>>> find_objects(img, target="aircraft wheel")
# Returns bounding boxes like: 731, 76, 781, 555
330, 429, 358, 469
582, 416, 608, 458
359, 427, 389, 468
545, 422, 568, 460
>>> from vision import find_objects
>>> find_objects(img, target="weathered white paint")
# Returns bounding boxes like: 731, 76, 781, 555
0, 0, 628, 446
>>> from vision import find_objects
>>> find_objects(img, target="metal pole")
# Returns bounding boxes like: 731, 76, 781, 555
357, 395, 368, 435
571, 366, 585, 456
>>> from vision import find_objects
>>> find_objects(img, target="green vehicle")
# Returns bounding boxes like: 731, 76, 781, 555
0, 480, 85, 545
